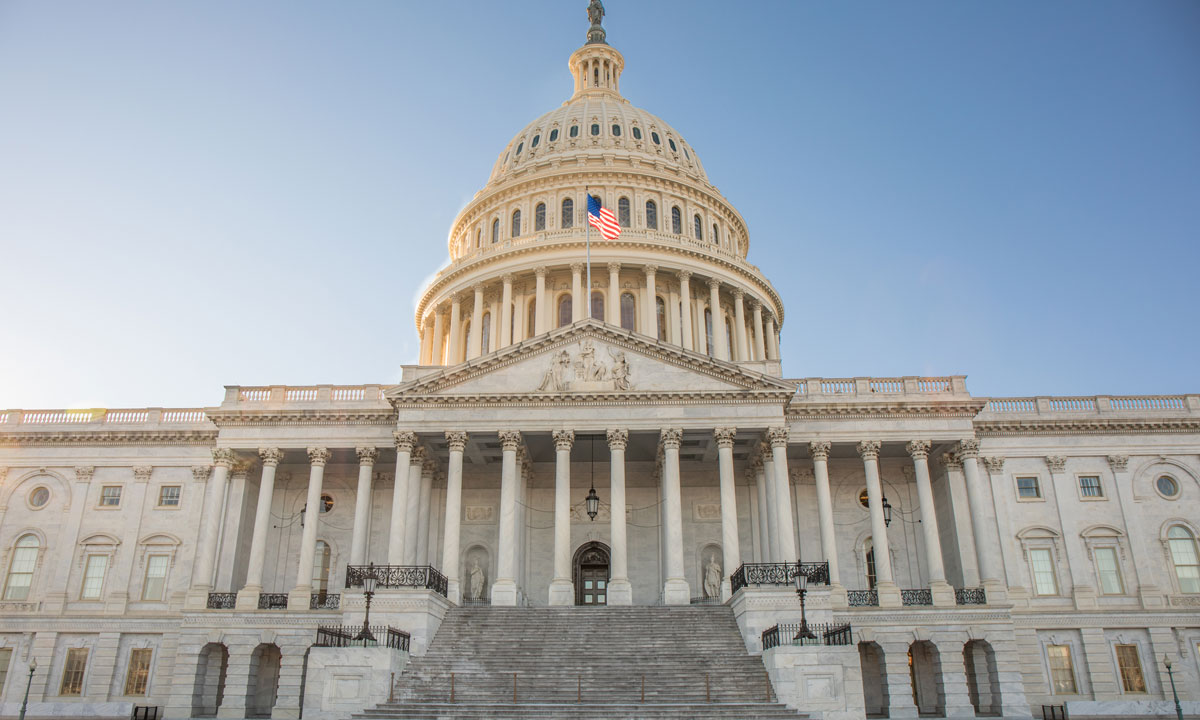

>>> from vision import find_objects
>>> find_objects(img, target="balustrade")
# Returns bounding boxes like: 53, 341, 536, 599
314, 625, 410, 651
257, 593, 289, 610
729, 561, 830, 594
900, 588, 933, 606
761, 622, 852, 650
310, 592, 341, 610
846, 589, 878, 607
206, 592, 237, 609
954, 587, 987, 605
345, 564, 449, 598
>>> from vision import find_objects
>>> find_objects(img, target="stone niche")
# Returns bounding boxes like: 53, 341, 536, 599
302, 646, 408, 720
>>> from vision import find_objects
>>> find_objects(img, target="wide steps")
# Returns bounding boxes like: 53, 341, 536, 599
360, 702, 808, 719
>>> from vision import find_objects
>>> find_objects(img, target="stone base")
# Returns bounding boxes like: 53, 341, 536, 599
447, 578, 461, 605
662, 577, 690, 606
1066, 700, 1200, 718
490, 579, 519, 606
1138, 585, 1165, 608
827, 583, 848, 609
287, 588, 311, 611
982, 579, 1008, 605
763, 644, 865, 720
0, 701, 138, 718
235, 587, 261, 611
930, 581, 956, 608
875, 581, 902, 608
183, 588, 210, 611
341, 588, 451, 657
606, 578, 633, 606
302, 645, 409, 720
548, 578, 574, 606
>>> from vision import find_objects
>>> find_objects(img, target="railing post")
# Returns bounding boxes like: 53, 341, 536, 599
450, 672, 455, 703
641, 675, 645, 703
765, 670, 771, 702
577, 674, 581, 703
388, 672, 394, 703
705, 673, 710, 702
513, 672, 517, 703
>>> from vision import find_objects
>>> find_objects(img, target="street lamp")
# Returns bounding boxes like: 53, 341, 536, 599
1164, 655, 1183, 720
793, 570, 816, 642
355, 562, 378, 644
882, 497, 893, 527
18, 657, 36, 720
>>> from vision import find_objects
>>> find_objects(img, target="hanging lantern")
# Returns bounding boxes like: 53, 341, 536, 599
585, 486, 600, 521
882, 497, 893, 527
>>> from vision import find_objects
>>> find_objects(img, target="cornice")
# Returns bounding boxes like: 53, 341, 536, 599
974, 418, 1200, 437
0, 429, 218, 447
204, 409, 395, 428
394, 390, 792, 409
786, 400, 987, 420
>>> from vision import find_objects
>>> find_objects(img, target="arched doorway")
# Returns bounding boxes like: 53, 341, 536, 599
964, 639, 1001, 716
572, 541, 610, 606
908, 640, 944, 715
858, 641, 888, 717
246, 643, 281, 717
191, 643, 228, 718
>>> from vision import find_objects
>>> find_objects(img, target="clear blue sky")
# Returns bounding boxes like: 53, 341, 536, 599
2, 1, 1197, 409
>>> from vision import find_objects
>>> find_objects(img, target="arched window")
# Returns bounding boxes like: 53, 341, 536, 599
481, 312, 492, 354
591, 123, 600, 136
704, 308, 714, 357
725, 315, 734, 359
511, 210, 521, 238
620, 292, 636, 331
656, 296, 667, 341
515, 141, 523, 155
864, 537, 877, 590
491, 218, 500, 244
4, 534, 39, 600
475, 229, 481, 249
632, 126, 642, 140
693, 214, 703, 240
549, 128, 559, 142
671, 206, 682, 234
312, 541, 332, 594
611, 124, 621, 137
461, 320, 471, 361
617, 197, 630, 228
531, 134, 540, 148
527, 301, 536, 339
557, 295, 572, 328
570, 125, 579, 138
651, 131, 661, 145
1168, 526, 1200, 593
590, 291, 604, 321
535, 203, 546, 231
645, 200, 658, 230
561, 199, 574, 229
712, 223, 719, 245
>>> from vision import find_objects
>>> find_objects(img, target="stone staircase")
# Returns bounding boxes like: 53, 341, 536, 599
356, 605, 807, 719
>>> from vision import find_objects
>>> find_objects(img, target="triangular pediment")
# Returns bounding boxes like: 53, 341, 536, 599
387, 320, 794, 404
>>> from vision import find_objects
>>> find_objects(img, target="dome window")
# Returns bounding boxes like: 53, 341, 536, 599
549, 129, 559, 142
512, 209, 521, 238
671, 206, 682, 234
516, 142, 524, 155
693, 214, 703, 240
651, 132, 661, 145
492, 218, 500, 244
591, 123, 600, 136
535, 203, 546, 231
531, 134, 540, 148
612, 124, 621, 137
561, 198, 574, 229
632, 127, 642, 140
712, 223, 719, 244
617, 197, 630, 228
570, 125, 579, 138
645, 200, 658, 230
669, 138, 678, 152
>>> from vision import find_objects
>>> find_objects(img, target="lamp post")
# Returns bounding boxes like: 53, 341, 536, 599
793, 569, 816, 642
1164, 655, 1183, 720
18, 657, 36, 720
355, 562, 378, 644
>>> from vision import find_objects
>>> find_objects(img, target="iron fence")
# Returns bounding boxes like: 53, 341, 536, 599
729, 561, 830, 594
205, 593, 236, 609
761, 622, 853, 650
1041, 704, 1067, 719
314, 625, 410, 651
257, 593, 288, 610
847, 589, 879, 607
689, 596, 724, 605
955, 587, 987, 605
901, 588, 933, 606
346, 564, 448, 598
310, 592, 340, 610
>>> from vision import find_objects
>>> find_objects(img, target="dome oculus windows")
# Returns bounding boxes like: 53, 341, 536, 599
549, 129, 559, 142
668, 138, 677, 152
1157, 475, 1180, 498
516, 141, 524, 155
29, 486, 50, 509
632, 126, 642, 140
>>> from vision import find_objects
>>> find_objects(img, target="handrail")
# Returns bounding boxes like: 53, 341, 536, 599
762, 622, 853, 650
345, 564, 449, 598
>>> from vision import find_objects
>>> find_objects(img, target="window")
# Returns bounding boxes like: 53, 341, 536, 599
1157, 475, 1179, 498
569, 125, 579, 138
319, 494, 333, 513
124, 648, 152, 696
1017, 476, 1042, 499
590, 291, 604, 321
81, 554, 108, 600
1030, 548, 1058, 595
668, 138, 677, 152
617, 197, 630, 227
4, 534, 39, 600
725, 316, 734, 358
475, 228, 481, 249
712, 223, 719, 244
481, 312, 491, 354
614, 292, 635, 331
0, 648, 12, 695
704, 308, 714, 357
651, 131, 661, 145
60, 648, 88, 695
692, 214, 703, 240
142, 554, 169, 601
1094, 547, 1124, 594
590, 123, 600, 136
313, 541, 331, 594
1168, 526, 1200, 592
864, 537, 877, 590
557, 295, 572, 328
1046, 645, 1076, 694
526, 301, 536, 339
549, 128, 559, 142
656, 297, 667, 340
671, 206, 682, 234
515, 141, 523, 155
531, 134, 540, 148
511, 209, 521, 238
100, 486, 122, 507
30, 486, 50, 508
632, 126, 642, 140
1115, 644, 1146, 693
683, 146, 690, 159
534, 202, 546, 231
491, 218, 500, 243
158, 486, 180, 507
611, 124, 621, 136
1079, 475, 1103, 498
561, 199, 574, 229
645, 200, 657, 230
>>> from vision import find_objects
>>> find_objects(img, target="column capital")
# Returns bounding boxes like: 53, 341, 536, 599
941, 452, 963, 471
552, 429, 575, 450
1045, 455, 1067, 473
501, 273, 514, 284
856, 440, 882, 459
307, 447, 331, 466
356, 446, 379, 465
748, 298, 761, 311
445, 431, 469, 452
678, 269, 692, 282
981, 456, 1005, 473
133, 465, 153, 483
767, 427, 790, 449
209, 448, 234, 468
75, 466, 95, 483
393, 430, 417, 453
570, 262, 584, 274
732, 287, 745, 300
534, 266, 548, 278
259, 448, 284, 467
644, 263, 658, 276
707, 277, 721, 291
956, 438, 981, 458
411, 446, 428, 466
606, 428, 629, 451
499, 430, 523, 451
472, 282, 485, 294
191, 466, 211, 483
1106, 454, 1129, 472
905, 440, 932, 460
713, 427, 736, 448
607, 262, 621, 273
660, 428, 683, 450
809, 440, 832, 461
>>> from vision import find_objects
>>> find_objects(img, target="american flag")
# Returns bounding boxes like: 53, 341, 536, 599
587, 195, 621, 240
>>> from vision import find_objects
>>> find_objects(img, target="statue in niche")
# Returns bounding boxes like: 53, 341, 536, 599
703, 554, 722, 599
466, 558, 487, 601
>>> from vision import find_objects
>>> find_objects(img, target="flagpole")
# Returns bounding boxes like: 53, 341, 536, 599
584, 186, 591, 321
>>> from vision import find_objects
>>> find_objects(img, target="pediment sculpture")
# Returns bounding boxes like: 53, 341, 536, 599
537, 340, 633, 392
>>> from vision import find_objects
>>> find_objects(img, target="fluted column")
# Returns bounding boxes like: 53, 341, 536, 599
643, 264, 658, 338
534, 266, 548, 334
714, 428, 740, 600
389, 432, 415, 565
403, 447, 426, 565
549, 429, 575, 605
234, 448, 282, 609
189, 448, 235, 604
289, 447, 330, 610
499, 274, 514, 348
809, 442, 841, 589
907, 440, 954, 606
732, 289, 749, 361
751, 461, 771, 562
606, 429, 633, 605
607, 262, 620, 326
678, 270, 694, 351
759, 452, 779, 562
959, 439, 1004, 595
708, 278, 729, 360
858, 440, 901, 607
448, 294, 463, 364
432, 306, 446, 365
661, 428, 690, 604
414, 463, 433, 565
768, 428, 797, 560
468, 283, 484, 359
418, 317, 432, 365
765, 315, 779, 360
492, 430, 522, 605
750, 300, 765, 361
570, 263, 584, 322
442, 432, 467, 603
350, 446, 377, 566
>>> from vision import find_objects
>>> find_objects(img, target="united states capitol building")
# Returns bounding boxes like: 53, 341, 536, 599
1, 6, 1197, 720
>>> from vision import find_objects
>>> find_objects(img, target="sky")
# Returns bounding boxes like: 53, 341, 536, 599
1, 0, 1198, 410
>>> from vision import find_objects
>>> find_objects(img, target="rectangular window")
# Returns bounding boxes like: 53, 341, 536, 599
60, 647, 88, 696
81, 555, 108, 600
1030, 548, 1058, 596
142, 555, 169, 601
1016, 476, 1042, 499
1046, 644, 1077, 694
123, 648, 152, 696
1079, 476, 1103, 498
158, 486, 180, 507
0, 648, 12, 698
100, 486, 122, 507
1095, 547, 1124, 595
1115, 644, 1146, 693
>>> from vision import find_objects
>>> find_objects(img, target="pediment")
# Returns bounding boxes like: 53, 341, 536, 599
387, 320, 794, 404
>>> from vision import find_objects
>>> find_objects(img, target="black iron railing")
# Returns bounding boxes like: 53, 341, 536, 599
761, 622, 853, 650
901, 588, 933, 606
847, 589, 879, 607
131, 706, 160, 720
346, 565, 448, 598
729, 561, 830, 594
206, 592, 236, 609
461, 597, 490, 607
689, 596, 724, 606
257, 593, 288, 610
956, 587, 987, 605
314, 625, 410, 651
310, 592, 340, 610
1041, 704, 1066, 719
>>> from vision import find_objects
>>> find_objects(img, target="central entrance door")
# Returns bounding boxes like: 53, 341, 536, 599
572, 541, 610, 606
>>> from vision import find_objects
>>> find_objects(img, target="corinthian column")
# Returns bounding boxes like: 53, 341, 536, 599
442, 431, 468, 603
959, 439, 1004, 598
403, 447, 426, 565
809, 442, 841, 588
607, 263, 620, 326
468, 283, 484, 359
549, 429, 575, 605
570, 263, 584, 322
678, 270, 694, 351
606, 429, 633, 605
350, 446, 378, 566
732, 289, 749, 361
235, 448, 283, 609
643, 264, 658, 337
907, 440, 954, 606
389, 432, 415, 565
448, 293, 463, 364
289, 447, 330, 610
661, 428, 690, 604
432, 306, 446, 364
188, 448, 235, 606
708, 278, 728, 360
534, 266, 548, 334
750, 300, 766, 361
858, 440, 901, 607
714, 428, 740, 600
499, 274, 514, 348
768, 428, 797, 561
765, 315, 779, 360
492, 430, 522, 606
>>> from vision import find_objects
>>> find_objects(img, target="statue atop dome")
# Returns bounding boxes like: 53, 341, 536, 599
586, 0, 607, 45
